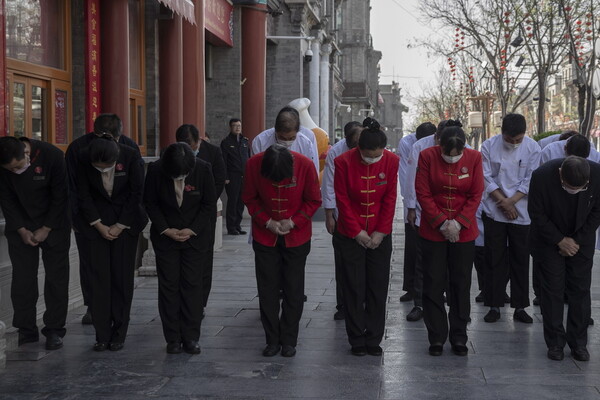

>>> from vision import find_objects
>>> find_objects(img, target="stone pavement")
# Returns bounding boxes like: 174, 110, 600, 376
2, 207, 600, 399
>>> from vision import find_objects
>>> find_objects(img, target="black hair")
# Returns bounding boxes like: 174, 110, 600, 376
559, 130, 578, 141
93, 113, 123, 139
358, 118, 387, 150
561, 156, 590, 187
229, 118, 241, 126
175, 124, 200, 146
89, 136, 120, 164
416, 122, 436, 140
435, 120, 449, 138
439, 126, 466, 155
161, 142, 196, 178
261, 144, 294, 182
344, 121, 362, 138
0, 136, 26, 165
501, 113, 526, 137
565, 134, 590, 159
275, 107, 300, 134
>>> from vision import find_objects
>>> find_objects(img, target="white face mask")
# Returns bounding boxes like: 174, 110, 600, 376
174, 174, 188, 181
562, 185, 586, 195
361, 154, 383, 164
193, 149, 199, 156
503, 140, 521, 150
13, 161, 30, 175
276, 138, 295, 149
442, 153, 463, 164
94, 164, 115, 173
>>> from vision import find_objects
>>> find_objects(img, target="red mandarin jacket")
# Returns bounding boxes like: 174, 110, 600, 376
334, 148, 399, 238
242, 151, 322, 247
415, 146, 484, 242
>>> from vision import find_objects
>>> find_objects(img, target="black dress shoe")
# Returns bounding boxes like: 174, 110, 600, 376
429, 343, 443, 356
93, 342, 108, 352
547, 347, 564, 361
183, 340, 201, 354
572, 347, 590, 361
533, 297, 540, 306
504, 293, 511, 304
82, 308, 93, 325
514, 309, 533, 324
303, 294, 308, 302
451, 343, 468, 356
236, 229, 247, 235
484, 309, 500, 322
281, 345, 296, 357
227, 230, 240, 235
262, 344, 281, 357
333, 309, 345, 321
351, 346, 367, 356
589, 317, 595, 326
399, 292, 413, 302
475, 292, 484, 303
167, 342, 182, 354
18, 333, 39, 346
45, 334, 63, 350
367, 345, 383, 356
109, 342, 124, 351
406, 306, 423, 322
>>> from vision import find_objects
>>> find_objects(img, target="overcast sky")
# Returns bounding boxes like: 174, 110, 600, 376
370, 0, 443, 129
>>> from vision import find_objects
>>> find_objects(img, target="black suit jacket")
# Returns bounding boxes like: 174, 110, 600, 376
144, 158, 217, 251
220, 133, 250, 178
0, 140, 69, 245
197, 140, 226, 198
528, 158, 600, 250
76, 144, 148, 240
65, 132, 141, 227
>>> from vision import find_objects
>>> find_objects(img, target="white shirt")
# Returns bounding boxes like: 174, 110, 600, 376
481, 134, 541, 225
540, 139, 600, 164
537, 133, 560, 149
475, 204, 484, 247
397, 133, 417, 220
405, 135, 436, 226
251, 127, 320, 173
321, 138, 351, 217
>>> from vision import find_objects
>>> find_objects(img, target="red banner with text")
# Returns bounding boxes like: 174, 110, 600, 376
85, 0, 101, 133
205, 0, 234, 47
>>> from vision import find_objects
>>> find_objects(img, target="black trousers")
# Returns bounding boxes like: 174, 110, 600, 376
534, 246, 593, 350
422, 239, 474, 345
413, 228, 424, 308
482, 213, 530, 309
332, 230, 344, 310
402, 223, 417, 296
89, 233, 137, 344
473, 245, 485, 291
334, 233, 392, 347
74, 231, 92, 307
202, 212, 217, 307
532, 258, 541, 298
253, 237, 309, 347
7, 229, 70, 338
156, 243, 209, 343
225, 173, 245, 232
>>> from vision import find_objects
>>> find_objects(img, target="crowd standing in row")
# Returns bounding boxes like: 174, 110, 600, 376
0, 109, 598, 363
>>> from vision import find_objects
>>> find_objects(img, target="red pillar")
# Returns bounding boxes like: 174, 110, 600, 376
159, 14, 184, 150
182, 0, 205, 136
100, 0, 130, 135
0, 0, 6, 136
241, 5, 267, 140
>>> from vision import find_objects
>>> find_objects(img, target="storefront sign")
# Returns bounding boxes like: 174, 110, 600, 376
85, 0, 101, 133
205, 0, 234, 47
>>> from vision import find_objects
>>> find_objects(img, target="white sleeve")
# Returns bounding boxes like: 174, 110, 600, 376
321, 150, 337, 209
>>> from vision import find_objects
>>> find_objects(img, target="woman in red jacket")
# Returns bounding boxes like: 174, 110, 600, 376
243, 144, 322, 358
334, 118, 399, 357
415, 121, 484, 357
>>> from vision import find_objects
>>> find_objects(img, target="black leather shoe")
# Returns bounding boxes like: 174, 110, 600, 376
351, 346, 367, 356
399, 292, 413, 302
475, 292, 484, 303
303, 294, 308, 302
514, 309, 533, 324
429, 343, 443, 356
367, 345, 383, 356
281, 345, 296, 357
109, 342, 124, 351
93, 342, 108, 352
236, 229, 247, 235
451, 343, 468, 356
572, 347, 590, 361
262, 344, 281, 357
82, 308, 93, 325
183, 340, 201, 354
547, 347, 564, 361
227, 230, 240, 235
45, 334, 63, 350
504, 293, 511, 304
484, 309, 501, 323
333, 309, 345, 321
18, 333, 39, 346
590, 317, 595, 326
533, 297, 540, 306
167, 342, 182, 354
406, 306, 423, 322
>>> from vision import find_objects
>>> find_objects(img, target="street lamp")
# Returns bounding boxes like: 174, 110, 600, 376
359, 108, 375, 117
